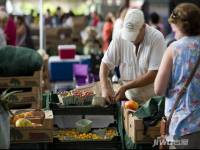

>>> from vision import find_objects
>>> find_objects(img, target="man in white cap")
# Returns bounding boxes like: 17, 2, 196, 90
99, 8, 166, 104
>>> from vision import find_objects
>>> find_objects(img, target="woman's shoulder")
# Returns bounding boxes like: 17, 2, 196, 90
170, 36, 200, 48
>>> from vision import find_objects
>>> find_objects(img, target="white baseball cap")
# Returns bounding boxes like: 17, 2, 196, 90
121, 9, 145, 42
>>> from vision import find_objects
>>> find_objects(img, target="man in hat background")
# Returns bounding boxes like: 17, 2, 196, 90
99, 8, 166, 104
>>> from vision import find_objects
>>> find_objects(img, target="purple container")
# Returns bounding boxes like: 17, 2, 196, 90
73, 64, 89, 86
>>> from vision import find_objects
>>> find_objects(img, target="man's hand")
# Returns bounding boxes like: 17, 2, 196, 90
101, 87, 115, 104
114, 86, 126, 101
100, 62, 116, 104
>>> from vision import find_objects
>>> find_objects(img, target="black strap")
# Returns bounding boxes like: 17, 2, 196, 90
166, 53, 200, 134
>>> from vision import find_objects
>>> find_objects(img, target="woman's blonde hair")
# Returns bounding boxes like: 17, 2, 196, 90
169, 3, 200, 36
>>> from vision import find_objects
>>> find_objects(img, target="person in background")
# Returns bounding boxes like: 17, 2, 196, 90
149, 12, 165, 36
102, 12, 114, 52
141, 0, 150, 23
45, 9, 53, 27
112, 7, 128, 40
95, 14, 104, 39
34, 12, 40, 25
91, 11, 99, 27
16, 16, 34, 49
100, 9, 166, 104
154, 3, 200, 149
82, 26, 101, 55
53, 6, 63, 27
62, 10, 74, 28
112, 7, 128, 81
0, 10, 7, 48
26, 9, 35, 25
4, 13, 16, 46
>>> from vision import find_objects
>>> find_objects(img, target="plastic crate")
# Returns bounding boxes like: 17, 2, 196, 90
75, 119, 92, 133
48, 56, 79, 81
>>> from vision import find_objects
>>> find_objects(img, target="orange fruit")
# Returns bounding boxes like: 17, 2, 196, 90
12, 114, 25, 125
124, 100, 139, 110
24, 112, 34, 117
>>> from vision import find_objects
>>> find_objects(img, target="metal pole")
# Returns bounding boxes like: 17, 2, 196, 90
39, 0, 43, 50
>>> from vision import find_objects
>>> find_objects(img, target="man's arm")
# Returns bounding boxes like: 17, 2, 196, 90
99, 62, 115, 103
115, 70, 157, 101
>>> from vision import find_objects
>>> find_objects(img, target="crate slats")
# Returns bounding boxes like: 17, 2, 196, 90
0, 71, 42, 88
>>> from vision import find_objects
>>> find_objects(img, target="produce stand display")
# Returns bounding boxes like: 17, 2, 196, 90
7, 78, 163, 150
51, 126, 121, 149
47, 89, 122, 149
7, 71, 160, 149
10, 82, 122, 149
4, 70, 53, 148
50, 136, 121, 150
50, 103, 117, 116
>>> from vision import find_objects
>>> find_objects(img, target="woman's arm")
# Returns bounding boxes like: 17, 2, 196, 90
154, 46, 173, 96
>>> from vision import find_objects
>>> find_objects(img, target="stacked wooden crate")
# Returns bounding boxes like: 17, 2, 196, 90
0, 70, 54, 143
122, 105, 160, 144
0, 70, 42, 109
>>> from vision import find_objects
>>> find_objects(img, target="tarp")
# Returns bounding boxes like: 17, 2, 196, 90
0, 46, 43, 76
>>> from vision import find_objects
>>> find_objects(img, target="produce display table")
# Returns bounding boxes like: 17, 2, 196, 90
49, 137, 121, 150
10, 88, 123, 150
50, 103, 121, 149
10, 143, 49, 150
50, 103, 117, 116
38, 92, 122, 149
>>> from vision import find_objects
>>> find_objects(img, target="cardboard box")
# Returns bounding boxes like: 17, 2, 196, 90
128, 114, 160, 144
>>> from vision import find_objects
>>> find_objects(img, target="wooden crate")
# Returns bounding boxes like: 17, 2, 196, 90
123, 107, 132, 136
128, 114, 160, 144
122, 103, 136, 136
9, 87, 42, 109
10, 110, 53, 143
0, 70, 43, 109
0, 70, 42, 88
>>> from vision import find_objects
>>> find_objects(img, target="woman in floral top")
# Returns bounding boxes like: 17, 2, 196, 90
154, 3, 200, 149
